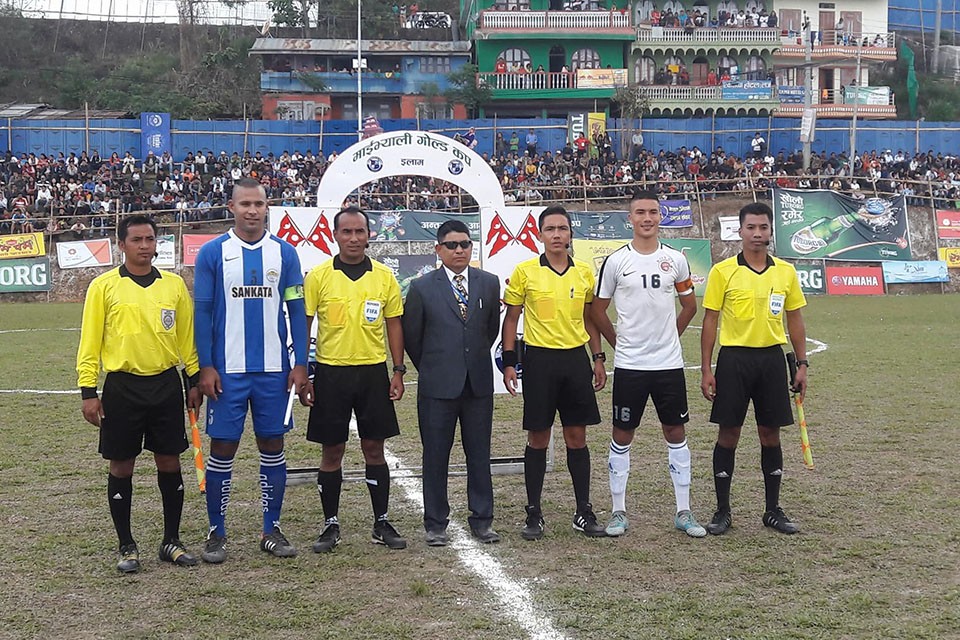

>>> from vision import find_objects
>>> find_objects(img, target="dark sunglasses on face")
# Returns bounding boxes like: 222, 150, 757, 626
440, 240, 473, 250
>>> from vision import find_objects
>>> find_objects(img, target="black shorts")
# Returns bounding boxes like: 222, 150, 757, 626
521, 345, 601, 431
307, 363, 400, 445
99, 368, 188, 460
709, 346, 794, 428
611, 368, 689, 430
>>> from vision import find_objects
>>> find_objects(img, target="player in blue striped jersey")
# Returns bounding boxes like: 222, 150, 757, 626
193, 177, 309, 563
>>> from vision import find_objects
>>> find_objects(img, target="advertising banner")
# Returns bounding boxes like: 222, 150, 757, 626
377, 254, 438, 298
56, 239, 114, 269
140, 112, 171, 160
719, 215, 740, 241
936, 210, 960, 239
0, 257, 51, 292
0, 232, 45, 259
575, 68, 628, 89
366, 211, 481, 243
182, 234, 219, 267
778, 85, 805, 104
843, 86, 890, 105
938, 247, 960, 268
155, 234, 176, 269
881, 260, 949, 284
658, 200, 694, 228
721, 80, 773, 100
793, 263, 826, 294
567, 112, 588, 145
570, 212, 631, 239
825, 265, 885, 295
773, 188, 911, 261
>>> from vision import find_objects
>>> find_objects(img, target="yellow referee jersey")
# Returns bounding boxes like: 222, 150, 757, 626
77, 266, 200, 389
304, 257, 403, 366
702, 253, 806, 348
504, 254, 594, 350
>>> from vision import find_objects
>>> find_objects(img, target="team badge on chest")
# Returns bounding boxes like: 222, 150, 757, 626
161, 308, 176, 330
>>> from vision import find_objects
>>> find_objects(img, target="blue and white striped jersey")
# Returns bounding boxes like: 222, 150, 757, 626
194, 229, 304, 374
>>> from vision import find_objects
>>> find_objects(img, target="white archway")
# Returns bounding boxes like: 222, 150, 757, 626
269, 130, 506, 273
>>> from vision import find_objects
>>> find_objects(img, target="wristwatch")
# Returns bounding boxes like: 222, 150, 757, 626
592, 352, 606, 362
392, 364, 407, 374
796, 359, 809, 368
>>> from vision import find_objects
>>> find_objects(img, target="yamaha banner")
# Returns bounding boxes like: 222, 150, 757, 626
140, 112, 171, 160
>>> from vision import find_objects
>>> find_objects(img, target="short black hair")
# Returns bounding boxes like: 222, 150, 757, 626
118, 214, 157, 242
538, 205, 570, 230
630, 190, 659, 205
739, 202, 773, 224
437, 219, 471, 243
334, 205, 370, 231
232, 176, 263, 192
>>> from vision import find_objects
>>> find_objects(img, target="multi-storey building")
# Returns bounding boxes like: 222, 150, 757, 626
250, 37, 471, 120
773, 0, 896, 118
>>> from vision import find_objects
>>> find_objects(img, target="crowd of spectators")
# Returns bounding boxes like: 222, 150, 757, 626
2, 135, 959, 237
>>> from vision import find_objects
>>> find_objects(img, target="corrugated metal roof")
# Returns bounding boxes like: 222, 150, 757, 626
0, 103, 131, 119
250, 37, 471, 55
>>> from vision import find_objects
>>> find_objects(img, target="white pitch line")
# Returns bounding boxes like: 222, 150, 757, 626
354, 419, 569, 640
0, 389, 76, 394
0, 327, 79, 334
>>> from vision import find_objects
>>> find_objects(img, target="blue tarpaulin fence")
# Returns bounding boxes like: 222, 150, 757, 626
2, 116, 959, 162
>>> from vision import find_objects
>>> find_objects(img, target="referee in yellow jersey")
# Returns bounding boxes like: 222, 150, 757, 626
700, 202, 809, 536
502, 205, 608, 540
300, 206, 408, 552
77, 215, 203, 573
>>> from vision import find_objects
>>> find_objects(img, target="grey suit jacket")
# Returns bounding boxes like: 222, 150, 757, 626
402, 266, 501, 399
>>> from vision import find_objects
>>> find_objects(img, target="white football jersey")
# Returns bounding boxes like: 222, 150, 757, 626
595, 242, 694, 370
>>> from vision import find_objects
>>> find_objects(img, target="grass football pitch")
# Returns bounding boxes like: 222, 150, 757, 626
0, 295, 958, 640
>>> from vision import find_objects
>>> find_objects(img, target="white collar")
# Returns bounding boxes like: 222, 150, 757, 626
442, 265, 468, 290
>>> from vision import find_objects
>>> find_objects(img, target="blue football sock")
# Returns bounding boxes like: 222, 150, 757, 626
205, 454, 234, 537
260, 449, 287, 534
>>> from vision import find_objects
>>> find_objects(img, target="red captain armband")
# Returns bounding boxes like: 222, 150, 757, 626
675, 278, 694, 293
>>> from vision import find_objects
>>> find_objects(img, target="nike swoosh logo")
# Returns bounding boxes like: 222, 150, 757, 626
225, 256, 240, 262
622, 270, 635, 277
680, 411, 689, 418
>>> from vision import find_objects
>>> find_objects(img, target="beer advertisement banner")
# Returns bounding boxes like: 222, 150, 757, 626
938, 247, 960, 268
0, 232, 45, 260
367, 211, 481, 243
881, 260, 949, 284
772, 188, 911, 261
377, 254, 438, 298
57, 239, 113, 269
573, 238, 711, 290
793, 263, 826, 294
182, 234, 219, 267
567, 112, 587, 144
936, 210, 960, 239
825, 265, 885, 295
0, 257, 51, 292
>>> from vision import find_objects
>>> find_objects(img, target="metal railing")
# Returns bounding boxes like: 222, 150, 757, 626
478, 9, 632, 30
635, 26, 781, 44
477, 71, 578, 90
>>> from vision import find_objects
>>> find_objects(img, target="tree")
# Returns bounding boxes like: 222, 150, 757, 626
444, 64, 491, 118
612, 85, 650, 158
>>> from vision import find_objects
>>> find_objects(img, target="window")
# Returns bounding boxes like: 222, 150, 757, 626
570, 48, 601, 70
420, 57, 451, 74
277, 101, 316, 120
499, 48, 531, 72
744, 56, 766, 80
635, 56, 656, 84
493, 0, 530, 9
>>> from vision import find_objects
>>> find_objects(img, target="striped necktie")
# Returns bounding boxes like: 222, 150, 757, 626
453, 274, 468, 320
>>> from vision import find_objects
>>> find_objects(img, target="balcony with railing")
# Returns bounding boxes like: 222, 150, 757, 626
634, 26, 781, 48
636, 84, 781, 115
475, 9, 634, 38
261, 70, 453, 95
777, 31, 896, 61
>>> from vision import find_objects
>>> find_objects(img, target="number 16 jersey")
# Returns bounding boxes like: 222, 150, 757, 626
595, 243, 694, 371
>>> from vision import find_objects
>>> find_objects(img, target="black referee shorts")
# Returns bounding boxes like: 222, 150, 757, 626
521, 345, 601, 431
709, 345, 794, 428
99, 368, 188, 460
307, 363, 400, 445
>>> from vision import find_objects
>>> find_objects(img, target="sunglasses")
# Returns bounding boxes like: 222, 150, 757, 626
440, 240, 473, 250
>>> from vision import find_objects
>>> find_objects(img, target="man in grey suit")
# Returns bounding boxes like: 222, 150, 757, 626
403, 220, 501, 546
